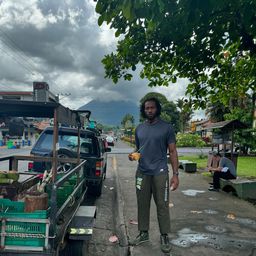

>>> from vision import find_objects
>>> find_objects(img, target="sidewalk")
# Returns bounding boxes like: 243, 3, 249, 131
115, 152, 256, 256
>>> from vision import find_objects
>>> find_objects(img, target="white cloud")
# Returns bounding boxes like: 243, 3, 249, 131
153, 78, 188, 102
0, 0, 49, 29
0, 0, 205, 120
98, 24, 118, 48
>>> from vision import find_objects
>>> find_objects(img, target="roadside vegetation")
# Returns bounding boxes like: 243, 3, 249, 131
98, 1, 256, 157
176, 133, 206, 147
179, 155, 256, 177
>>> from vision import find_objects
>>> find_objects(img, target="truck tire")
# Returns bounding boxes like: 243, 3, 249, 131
89, 181, 103, 197
50, 148, 78, 173
59, 240, 88, 256
103, 165, 107, 180
94, 181, 103, 197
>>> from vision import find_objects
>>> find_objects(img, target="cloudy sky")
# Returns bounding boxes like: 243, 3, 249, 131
0, 0, 204, 120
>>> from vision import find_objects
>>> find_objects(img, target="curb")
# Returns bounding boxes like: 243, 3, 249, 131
112, 156, 130, 256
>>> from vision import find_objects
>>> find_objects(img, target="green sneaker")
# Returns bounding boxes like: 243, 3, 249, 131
160, 234, 171, 253
129, 231, 149, 246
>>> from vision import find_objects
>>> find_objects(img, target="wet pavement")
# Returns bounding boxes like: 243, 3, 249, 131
114, 141, 256, 256
1, 141, 255, 256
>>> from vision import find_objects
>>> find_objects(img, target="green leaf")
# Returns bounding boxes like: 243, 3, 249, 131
115, 30, 121, 37
124, 73, 133, 80
95, 2, 105, 14
98, 16, 104, 26
157, 0, 165, 12
113, 77, 118, 83
171, 76, 177, 83
122, 0, 132, 20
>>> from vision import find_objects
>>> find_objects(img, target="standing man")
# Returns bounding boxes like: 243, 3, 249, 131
128, 97, 179, 253
208, 152, 236, 192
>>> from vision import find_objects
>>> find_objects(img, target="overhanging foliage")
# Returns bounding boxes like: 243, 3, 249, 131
96, 0, 256, 109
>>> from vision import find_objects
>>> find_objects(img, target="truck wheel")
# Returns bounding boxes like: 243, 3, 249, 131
50, 148, 77, 173
59, 240, 88, 256
90, 181, 103, 197
103, 166, 107, 180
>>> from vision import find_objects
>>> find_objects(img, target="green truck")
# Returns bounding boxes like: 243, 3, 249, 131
0, 99, 97, 256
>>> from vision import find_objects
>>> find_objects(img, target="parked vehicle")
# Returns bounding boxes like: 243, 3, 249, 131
0, 99, 99, 255
106, 135, 114, 146
29, 126, 111, 197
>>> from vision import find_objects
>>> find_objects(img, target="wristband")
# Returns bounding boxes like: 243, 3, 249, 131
173, 171, 179, 176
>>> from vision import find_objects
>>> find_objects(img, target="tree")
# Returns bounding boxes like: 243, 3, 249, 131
95, 1, 256, 111
139, 92, 180, 132
177, 98, 193, 133
223, 95, 255, 154
121, 113, 134, 129
205, 93, 256, 153
205, 101, 230, 122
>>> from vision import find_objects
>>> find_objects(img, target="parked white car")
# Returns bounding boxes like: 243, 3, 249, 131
106, 135, 114, 146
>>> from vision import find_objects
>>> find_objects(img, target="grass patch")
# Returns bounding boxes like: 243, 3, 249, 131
179, 155, 256, 177
179, 155, 208, 169
237, 157, 256, 177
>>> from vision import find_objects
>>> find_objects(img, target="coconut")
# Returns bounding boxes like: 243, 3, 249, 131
0, 173, 7, 179
6, 172, 19, 181
0, 178, 14, 184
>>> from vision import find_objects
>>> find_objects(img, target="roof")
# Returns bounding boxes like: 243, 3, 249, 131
0, 99, 58, 118
204, 119, 247, 130
193, 119, 209, 125
34, 120, 50, 131
0, 99, 85, 127
0, 91, 33, 95
42, 126, 96, 136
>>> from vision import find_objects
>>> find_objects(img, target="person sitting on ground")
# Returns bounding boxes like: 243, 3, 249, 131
207, 152, 236, 192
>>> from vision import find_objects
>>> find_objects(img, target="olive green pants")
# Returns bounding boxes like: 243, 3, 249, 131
135, 170, 170, 234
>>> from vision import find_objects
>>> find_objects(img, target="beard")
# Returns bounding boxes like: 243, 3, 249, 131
146, 112, 157, 121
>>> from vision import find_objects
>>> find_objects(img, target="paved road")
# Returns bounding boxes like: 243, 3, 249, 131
0, 146, 32, 157
0, 142, 255, 256
113, 141, 256, 256
110, 144, 212, 156
86, 150, 126, 256
0, 147, 31, 171
87, 142, 217, 256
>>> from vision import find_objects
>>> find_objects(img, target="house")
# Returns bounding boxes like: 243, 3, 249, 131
0, 82, 57, 147
191, 119, 212, 137
0, 91, 33, 101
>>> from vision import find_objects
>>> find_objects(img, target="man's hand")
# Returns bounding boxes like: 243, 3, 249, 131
128, 153, 134, 161
170, 175, 179, 191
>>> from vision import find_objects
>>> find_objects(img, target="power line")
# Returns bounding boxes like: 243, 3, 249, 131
0, 28, 39, 72
0, 45, 36, 75
0, 29, 65, 96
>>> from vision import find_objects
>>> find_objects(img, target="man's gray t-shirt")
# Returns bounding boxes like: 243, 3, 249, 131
135, 119, 176, 175
219, 157, 236, 177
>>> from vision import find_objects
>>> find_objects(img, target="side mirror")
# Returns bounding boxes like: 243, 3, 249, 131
105, 147, 111, 152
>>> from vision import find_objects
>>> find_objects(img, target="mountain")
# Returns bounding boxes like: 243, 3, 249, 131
78, 100, 140, 126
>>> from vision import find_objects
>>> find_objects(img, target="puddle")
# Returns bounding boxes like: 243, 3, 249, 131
190, 210, 202, 214
226, 216, 256, 228
208, 197, 218, 201
236, 218, 256, 227
181, 189, 205, 196
171, 228, 209, 248
171, 228, 256, 250
205, 225, 226, 233
204, 209, 218, 214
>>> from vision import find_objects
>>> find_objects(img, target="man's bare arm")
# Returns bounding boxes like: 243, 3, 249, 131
168, 143, 179, 174
168, 143, 179, 191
